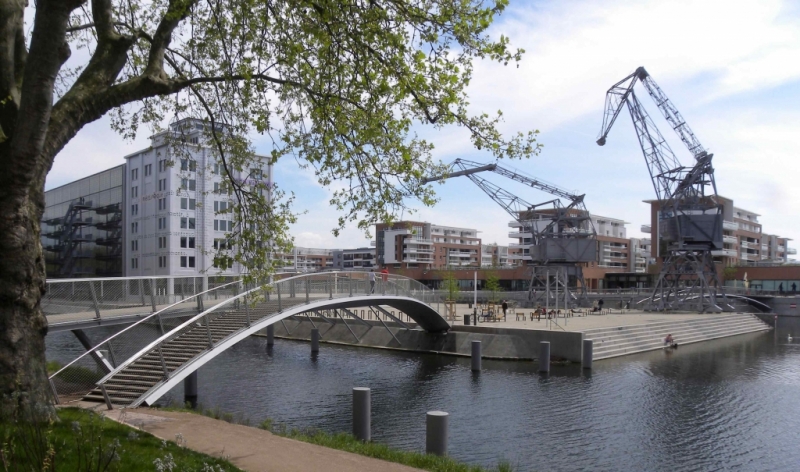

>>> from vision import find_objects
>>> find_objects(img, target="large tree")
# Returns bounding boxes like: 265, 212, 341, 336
0, 0, 539, 418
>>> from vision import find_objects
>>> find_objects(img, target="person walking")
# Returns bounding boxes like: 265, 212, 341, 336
501, 300, 508, 321
369, 269, 376, 294
380, 267, 389, 294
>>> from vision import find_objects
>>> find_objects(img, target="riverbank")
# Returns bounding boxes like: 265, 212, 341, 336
72, 401, 511, 472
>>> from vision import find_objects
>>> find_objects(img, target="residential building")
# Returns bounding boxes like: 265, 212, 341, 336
375, 221, 481, 269
276, 247, 334, 272
123, 118, 272, 279
480, 243, 516, 268
42, 165, 126, 277
593, 215, 631, 271
332, 247, 375, 270
628, 237, 652, 273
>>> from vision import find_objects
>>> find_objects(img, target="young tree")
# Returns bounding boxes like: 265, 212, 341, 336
0, 0, 539, 418
484, 272, 502, 303
440, 269, 460, 302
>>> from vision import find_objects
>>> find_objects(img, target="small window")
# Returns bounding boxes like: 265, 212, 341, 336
159, 159, 167, 172
180, 159, 188, 171
180, 256, 187, 268
181, 217, 187, 229
158, 256, 167, 268
131, 258, 138, 269
131, 168, 138, 180
158, 179, 167, 191
180, 236, 195, 248
188, 218, 195, 229
158, 217, 166, 230
131, 186, 138, 198
158, 236, 166, 249
188, 256, 195, 268
131, 240, 138, 252
189, 199, 195, 210
144, 164, 152, 176
158, 198, 166, 211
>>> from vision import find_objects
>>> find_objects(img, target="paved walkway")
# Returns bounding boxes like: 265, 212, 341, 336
446, 303, 749, 332
73, 402, 422, 472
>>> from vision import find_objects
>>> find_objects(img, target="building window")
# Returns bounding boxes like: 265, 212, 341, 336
181, 198, 196, 210
130, 204, 138, 216
213, 239, 229, 250
131, 186, 138, 198
131, 168, 138, 180
181, 217, 196, 229
214, 201, 229, 213
131, 222, 138, 233
158, 217, 166, 230
214, 219, 232, 232
158, 256, 167, 268
131, 258, 138, 269
144, 164, 152, 176
131, 240, 138, 252
158, 236, 166, 249
250, 168, 263, 180
180, 256, 196, 268
180, 237, 196, 248
181, 178, 196, 191
159, 159, 167, 172
180, 159, 197, 172
158, 198, 166, 211
158, 178, 167, 191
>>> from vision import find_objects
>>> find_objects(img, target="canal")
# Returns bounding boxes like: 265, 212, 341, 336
47, 318, 800, 471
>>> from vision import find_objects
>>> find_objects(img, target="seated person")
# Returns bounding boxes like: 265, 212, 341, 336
664, 334, 675, 346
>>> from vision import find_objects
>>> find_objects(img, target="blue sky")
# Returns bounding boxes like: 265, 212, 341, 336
48, 0, 800, 250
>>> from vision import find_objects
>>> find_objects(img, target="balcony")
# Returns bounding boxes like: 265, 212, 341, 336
509, 242, 532, 249
723, 220, 738, 231
788, 248, 797, 255
448, 252, 473, 258
404, 247, 434, 254
711, 249, 738, 257
405, 239, 433, 246
508, 231, 532, 239
508, 253, 530, 260
741, 241, 750, 249
640, 225, 651, 233
723, 235, 737, 244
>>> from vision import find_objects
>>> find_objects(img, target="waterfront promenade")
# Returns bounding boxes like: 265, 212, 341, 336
73, 402, 423, 472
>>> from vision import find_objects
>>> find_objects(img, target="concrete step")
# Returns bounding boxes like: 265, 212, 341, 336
590, 319, 766, 351
594, 325, 768, 360
585, 316, 765, 343
583, 314, 759, 337
594, 324, 769, 359
593, 322, 767, 355
591, 317, 767, 348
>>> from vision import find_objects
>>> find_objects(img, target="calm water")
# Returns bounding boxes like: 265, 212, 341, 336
47, 318, 800, 471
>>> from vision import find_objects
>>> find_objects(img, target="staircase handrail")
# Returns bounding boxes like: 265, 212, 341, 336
49, 279, 241, 382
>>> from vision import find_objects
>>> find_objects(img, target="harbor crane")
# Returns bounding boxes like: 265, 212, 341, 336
423, 159, 596, 308
597, 66, 730, 312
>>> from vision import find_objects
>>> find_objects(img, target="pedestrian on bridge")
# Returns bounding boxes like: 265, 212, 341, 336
369, 269, 376, 294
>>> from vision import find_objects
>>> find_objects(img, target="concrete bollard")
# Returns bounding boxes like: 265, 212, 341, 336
426, 411, 449, 456
184, 371, 198, 408
352, 387, 371, 442
311, 328, 320, 353
582, 339, 593, 370
539, 341, 550, 373
266, 324, 275, 347
471, 340, 482, 372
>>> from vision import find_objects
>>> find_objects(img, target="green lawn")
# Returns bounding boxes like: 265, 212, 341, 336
0, 408, 240, 471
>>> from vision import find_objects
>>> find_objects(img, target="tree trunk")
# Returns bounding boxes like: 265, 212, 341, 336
0, 184, 52, 421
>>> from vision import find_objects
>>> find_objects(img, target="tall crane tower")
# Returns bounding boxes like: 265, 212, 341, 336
423, 159, 596, 307
597, 66, 730, 312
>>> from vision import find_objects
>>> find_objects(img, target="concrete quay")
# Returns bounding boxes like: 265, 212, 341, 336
268, 303, 772, 362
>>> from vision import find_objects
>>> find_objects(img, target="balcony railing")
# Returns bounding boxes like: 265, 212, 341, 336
640, 224, 651, 233
723, 220, 738, 231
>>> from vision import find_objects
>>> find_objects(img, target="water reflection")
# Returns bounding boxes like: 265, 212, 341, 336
46, 318, 800, 471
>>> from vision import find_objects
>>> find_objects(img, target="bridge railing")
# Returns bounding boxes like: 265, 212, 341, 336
92, 271, 444, 406
48, 280, 242, 403
44, 275, 240, 327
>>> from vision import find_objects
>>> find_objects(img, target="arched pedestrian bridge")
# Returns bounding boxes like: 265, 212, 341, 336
47, 272, 449, 408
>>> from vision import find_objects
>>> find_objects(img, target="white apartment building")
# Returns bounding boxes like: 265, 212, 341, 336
124, 119, 272, 279
375, 221, 481, 269
276, 247, 334, 272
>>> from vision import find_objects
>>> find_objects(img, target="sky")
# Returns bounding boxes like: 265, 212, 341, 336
47, 0, 800, 251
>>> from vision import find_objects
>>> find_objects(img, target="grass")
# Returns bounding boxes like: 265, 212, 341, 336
157, 401, 515, 472
0, 407, 241, 471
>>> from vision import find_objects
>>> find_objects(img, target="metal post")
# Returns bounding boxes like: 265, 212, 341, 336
100, 384, 113, 410
306, 277, 310, 303
244, 294, 251, 327
158, 345, 169, 378
266, 324, 275, 346
539, 341, 550, 373
150, 278, 157, 312
277, 283, 282, 312
184, 371, 198, 408
474, 271, 477, 308
426, 411, 449, 456
206, 315, 214, 348
353, 387, 371, 442
471, 340, 481, 372
349, 276, 353, 297
583, 339, 593, 370
329, 273, 333, 299
311, 328, 320, 353
89, 281, 101, 319
138, 279, 146, 306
